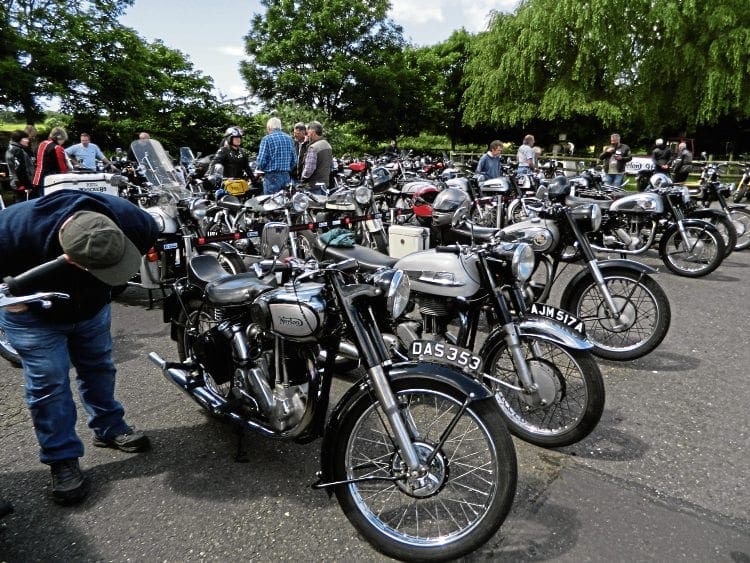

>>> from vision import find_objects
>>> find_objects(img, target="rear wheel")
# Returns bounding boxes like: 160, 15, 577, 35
332, 379, 517, 561
690, 211, 736, 257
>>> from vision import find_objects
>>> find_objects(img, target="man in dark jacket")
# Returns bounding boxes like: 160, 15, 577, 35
5, 130, 37, 202
0, 190, 159, 505
599, 133, 632, 188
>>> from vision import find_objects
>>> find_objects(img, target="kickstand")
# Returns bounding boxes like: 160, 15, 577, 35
234, 426, 249, 463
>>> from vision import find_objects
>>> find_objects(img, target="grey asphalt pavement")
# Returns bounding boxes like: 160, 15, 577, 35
1, 247, 749, 561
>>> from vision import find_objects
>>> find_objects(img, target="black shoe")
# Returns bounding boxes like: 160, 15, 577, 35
0, 499, 13, 518
92, 428, 150, 453
50, 459, 89, 506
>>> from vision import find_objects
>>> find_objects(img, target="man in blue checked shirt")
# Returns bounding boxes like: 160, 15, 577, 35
255, 117, 296, 194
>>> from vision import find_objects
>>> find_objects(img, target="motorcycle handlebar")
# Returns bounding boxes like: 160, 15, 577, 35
435, 245, 462, 255
3, 255, 70, 296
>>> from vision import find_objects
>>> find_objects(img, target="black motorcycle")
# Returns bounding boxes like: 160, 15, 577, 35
152, 224, 517, 561
696, 162, 750, 251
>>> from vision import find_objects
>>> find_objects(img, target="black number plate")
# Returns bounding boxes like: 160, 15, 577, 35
527, 303, 586, 336
408, 340, 483, 376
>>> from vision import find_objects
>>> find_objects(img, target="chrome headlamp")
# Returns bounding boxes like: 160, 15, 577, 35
511, 243, 536, 283
371, 269, 411, 318
355, 185, 373, 205
570, 203, 601, 232
189, 198, 210, 221
292, 191, 310, 213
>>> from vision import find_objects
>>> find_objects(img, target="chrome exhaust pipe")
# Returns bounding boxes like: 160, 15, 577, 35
148, 352, 279, 438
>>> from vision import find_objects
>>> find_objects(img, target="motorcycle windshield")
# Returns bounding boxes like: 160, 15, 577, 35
130, 139, 191, 199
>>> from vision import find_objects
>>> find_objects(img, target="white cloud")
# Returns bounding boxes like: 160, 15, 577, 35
214, 45, 245, 57
391, 0, 520, 45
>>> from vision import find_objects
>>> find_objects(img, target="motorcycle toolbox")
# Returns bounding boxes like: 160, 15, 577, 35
43, 172, 119, 197
388, 225, 429, 259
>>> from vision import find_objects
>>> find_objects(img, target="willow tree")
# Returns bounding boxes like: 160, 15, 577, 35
463, 0, 750, 140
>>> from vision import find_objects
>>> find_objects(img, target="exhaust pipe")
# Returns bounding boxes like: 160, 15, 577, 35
148, 352, 278, 438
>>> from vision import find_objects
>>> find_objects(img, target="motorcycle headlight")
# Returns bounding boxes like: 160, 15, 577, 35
189, 198, 210, 221
511, 243, 536, 283
355, 185, 373, 205
372, 269, 410, 318
148, 211, 166, 232
679, 185, 691, 204
292, 192, 310, 213
590, 203, 602, 231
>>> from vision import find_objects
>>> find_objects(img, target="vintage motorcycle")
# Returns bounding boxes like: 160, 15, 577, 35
152, 224, 517, 561
302, 215, 605, 447
582, 173, 727, 277
500, 177, 672, 360
696, 162, 750, 251
731, 161, 750, 203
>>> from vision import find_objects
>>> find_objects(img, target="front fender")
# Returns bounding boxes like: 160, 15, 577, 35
559, 259, 658, 309
518, 317, 591, 349
318, 362, 493, 490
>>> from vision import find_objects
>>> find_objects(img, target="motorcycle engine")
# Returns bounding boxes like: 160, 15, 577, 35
191, 325, 234, 385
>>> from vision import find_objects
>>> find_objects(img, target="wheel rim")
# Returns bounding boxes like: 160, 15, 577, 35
344, 389, 499, 546
487, 340, 587, 436
664, 227, 721, 274
576, 276, 661, 354
730, 211, 750, 249
0, 326, 20, 363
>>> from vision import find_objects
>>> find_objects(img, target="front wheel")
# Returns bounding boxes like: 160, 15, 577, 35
728, 208, 750, 250
480, 335, 605, 447
562, 268, 671, 360
332, 379, 517, 561
658, 221, 725, 277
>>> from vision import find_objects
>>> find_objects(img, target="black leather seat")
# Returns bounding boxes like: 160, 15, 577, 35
314, 237, 397, 272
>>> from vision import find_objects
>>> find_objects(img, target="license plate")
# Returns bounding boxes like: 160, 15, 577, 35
527, 303, 586, 336
409, 340, 483, 376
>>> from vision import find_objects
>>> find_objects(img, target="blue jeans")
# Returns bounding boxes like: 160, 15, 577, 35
263, 171, 291, 195
604, 173, 625, 188
0, 304, 130, 464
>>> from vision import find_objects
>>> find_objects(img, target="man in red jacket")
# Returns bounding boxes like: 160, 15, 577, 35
33, 126, 71, 190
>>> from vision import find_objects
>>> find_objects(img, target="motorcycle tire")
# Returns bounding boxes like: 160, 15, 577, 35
0, 326, 22, 366
658, 221, 725, 277
689, 210, 736, 258
479, 334, 605, 447
331, 377, 517, 562
728, 208, 750, 251
561, 268, 671, 360
175, 300, 233, 399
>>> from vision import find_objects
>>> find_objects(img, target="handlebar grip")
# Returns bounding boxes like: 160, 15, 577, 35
435, 245, 462, 254
3, 255, 69, 296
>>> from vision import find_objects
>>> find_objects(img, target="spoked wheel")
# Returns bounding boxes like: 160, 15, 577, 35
562, 268, 671, 360
332, 379, 517, 561
472, 205, 499, 228
658, 222, 725, 277
480, 335, 605, 447
175, 302, 231, 398
0, 326, 21, 366
728, 208, 750, 250
692, 212, 736, 257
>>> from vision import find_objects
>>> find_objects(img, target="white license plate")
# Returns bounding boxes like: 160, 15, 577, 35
527, 303, 586, 336
409, 340, 482, 376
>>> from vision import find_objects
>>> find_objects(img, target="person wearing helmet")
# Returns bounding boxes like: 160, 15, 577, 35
476, 140, 504, 179
256, 117, 297, 195
651, 138, 672, 175
212, 126, 253, 180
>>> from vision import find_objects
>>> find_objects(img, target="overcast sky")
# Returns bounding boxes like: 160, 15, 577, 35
120, 0, 519, 100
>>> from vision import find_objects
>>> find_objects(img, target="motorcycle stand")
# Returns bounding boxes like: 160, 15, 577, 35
234, 427, 249, 463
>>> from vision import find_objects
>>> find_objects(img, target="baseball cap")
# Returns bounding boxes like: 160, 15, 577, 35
59, 211, 142, 286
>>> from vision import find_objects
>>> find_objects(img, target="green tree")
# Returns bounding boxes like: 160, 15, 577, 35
240, 0, 406, 121
462, 0, 750, 145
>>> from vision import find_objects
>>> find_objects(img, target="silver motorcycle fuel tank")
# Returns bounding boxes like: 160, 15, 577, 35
255, 282, 327, 340
609, 191, 664, 214
499, 218, 559, 253
394, 249, 481, 298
